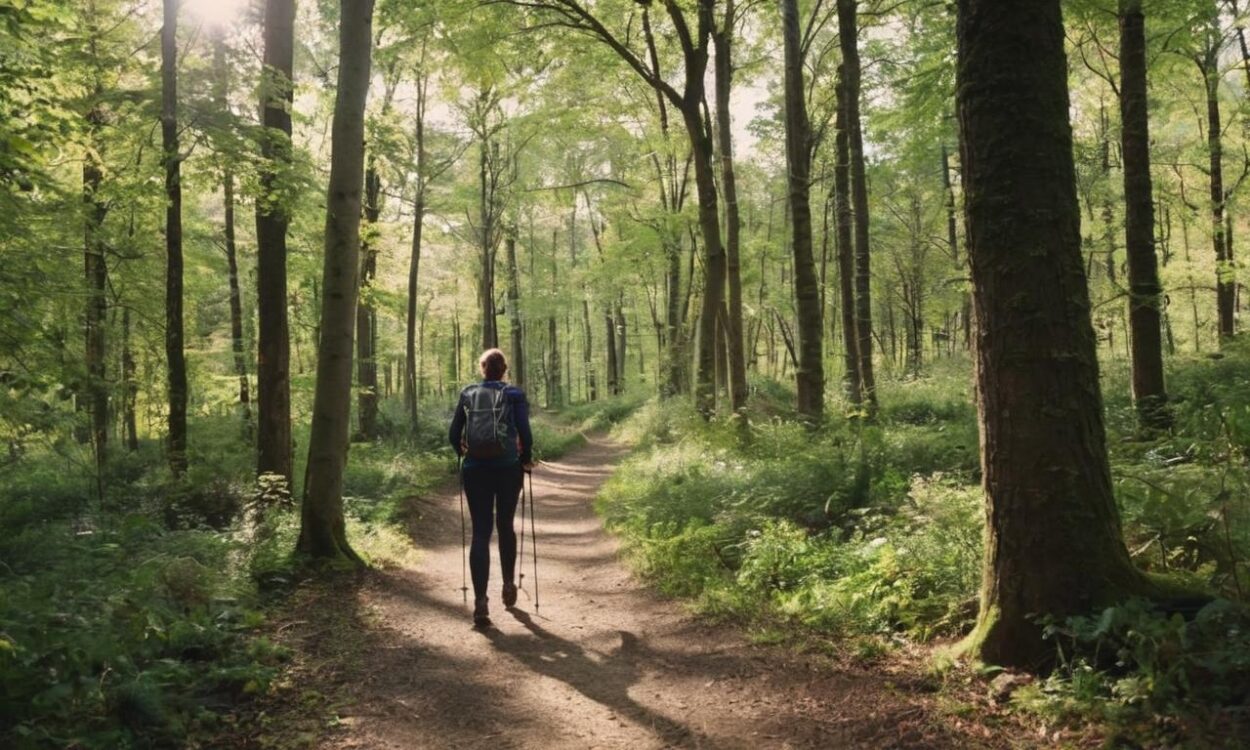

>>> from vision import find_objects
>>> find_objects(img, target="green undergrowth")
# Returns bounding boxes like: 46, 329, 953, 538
0, 390, 640, 747
597, 353, 1250, 744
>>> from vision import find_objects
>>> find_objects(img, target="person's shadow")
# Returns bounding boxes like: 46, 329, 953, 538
483, 608, 707, 746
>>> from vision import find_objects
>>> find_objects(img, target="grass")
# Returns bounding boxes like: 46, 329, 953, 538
595, 351, 1250, 746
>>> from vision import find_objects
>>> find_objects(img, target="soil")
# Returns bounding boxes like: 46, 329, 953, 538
259, 436, 1045, 750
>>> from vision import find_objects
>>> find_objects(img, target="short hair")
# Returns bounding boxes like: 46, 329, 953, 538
479, 348, 508, 380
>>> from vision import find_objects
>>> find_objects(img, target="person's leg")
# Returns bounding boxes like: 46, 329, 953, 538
494, 467, 523, 586
462, 468, 493, 602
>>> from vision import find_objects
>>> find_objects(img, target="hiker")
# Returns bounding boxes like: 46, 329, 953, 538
449, 348, 534, 627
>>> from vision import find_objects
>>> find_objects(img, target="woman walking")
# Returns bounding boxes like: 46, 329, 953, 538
448, 348, 534, 627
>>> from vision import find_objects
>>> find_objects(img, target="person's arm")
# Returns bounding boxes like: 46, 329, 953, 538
448, 392, 466, 456
512, 388, 533, 466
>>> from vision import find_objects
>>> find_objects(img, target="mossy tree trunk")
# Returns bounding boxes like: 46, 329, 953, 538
956, 0, 1155, 670
298, 0, 374, 563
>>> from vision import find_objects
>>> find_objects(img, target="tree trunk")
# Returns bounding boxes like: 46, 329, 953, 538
835, 64, 862, 407
255, 0, 294, 485
782, 0, 825, 423
405, 64, 429, 427
355, 156, 380, 440
547, 230, 563, 407
162, 0, 188, 477
506, 235, 525, 389
614, 299, 627, 392
1202, 48, 1236, 339
605, 309, 618, 395
84, 95, 109, 469
213, 35, 252, 431
1118, 0, 1170, 429
683, 104, 726, 417
838, 0, 877, 413
299, 0, 374, 563
122, 309, 139, 451
956, 0, 1156, 669
714, 0, 748, 415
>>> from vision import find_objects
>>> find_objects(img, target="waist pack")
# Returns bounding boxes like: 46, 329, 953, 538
462, 385, 514, 460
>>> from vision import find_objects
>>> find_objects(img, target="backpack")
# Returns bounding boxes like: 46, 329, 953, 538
461, 384, 514, 460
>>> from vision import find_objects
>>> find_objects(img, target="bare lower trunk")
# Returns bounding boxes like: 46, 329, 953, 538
506, 235, 525, 389
835, 64, 862, 406
838, 0, 877, 413
355, 158, 380, 440
714, 1, 747, 415
162, 0, 188, 476
255, 0, 294, 484
299, 0, 374, 562
1118, 0, 1170, 428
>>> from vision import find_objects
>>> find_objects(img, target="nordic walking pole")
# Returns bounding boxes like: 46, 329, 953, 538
527, 467, 539, 612
458, 458, 469, 604
517, 470, 527, 593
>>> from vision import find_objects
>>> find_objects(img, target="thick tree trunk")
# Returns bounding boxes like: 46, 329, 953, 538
506, 235, 525, 389
838, 0, 877, 413
355, 157, 380, 440
162, 0, 188, 477
255, 0, 294, 485
782, 0, 825, 423
713, 0, 748, 415
605, 309, 618, 395
956, 0, 1155, 669
683, 105, 726, 417
835, 65, 862, 407
299, 0, 374, 562
213, 35, 252, 431
1118, 1, 1170, 429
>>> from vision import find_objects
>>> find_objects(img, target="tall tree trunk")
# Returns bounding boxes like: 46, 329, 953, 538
835, 65, 863, 407
255, 0, 294, 485
405, 61, 429, 426
355, 156, 380, 440
299, 0, 374, 562
162, 0, 188, 477
956, 0, 1156, 670
547, 230, 563, 407
605, 309, 618, 395
782, 0, 825, 423
213, 35, 252, 431
714, 0, 748, 415
1201, 47, 1236, 339
838, 0, 877, 413
84, 93, 109, 469
683, 104, 726, 417
506, 234, 525, 389
1118, 0, 1170, 429
1100, 103, 1117, 286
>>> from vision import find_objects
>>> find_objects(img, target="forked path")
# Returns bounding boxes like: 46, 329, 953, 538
313, 437, 1014, 750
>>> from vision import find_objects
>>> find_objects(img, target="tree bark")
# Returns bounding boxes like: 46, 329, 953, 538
122, 309, 139, 451
834, 65, 862, 407
213, 34, 252, 431
837, 0, 877, 413
1118, 0, 1170, 429
956, 0, 1156, 670
355, 156, 380, 440
405, 58, 430, 427
782, 0, 825, 422
1200, 42, 1236, 339
506, 234, 525, 389
714, 0, 748, 415
298, 0, 375, 563
162, 0, 188, 477
255, 0, 295, 485
84, 93, 109, 469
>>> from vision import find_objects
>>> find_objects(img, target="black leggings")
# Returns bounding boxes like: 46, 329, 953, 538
462, 466, 523, 600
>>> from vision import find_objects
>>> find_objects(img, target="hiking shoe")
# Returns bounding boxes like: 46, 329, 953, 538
502, 582, 518, 608
473, 597, 491, 628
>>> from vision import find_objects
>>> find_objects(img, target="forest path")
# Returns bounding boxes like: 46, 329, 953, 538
298, 436, 1014, 750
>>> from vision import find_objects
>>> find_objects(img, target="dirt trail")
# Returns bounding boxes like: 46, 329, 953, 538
301, 436, 1018, 750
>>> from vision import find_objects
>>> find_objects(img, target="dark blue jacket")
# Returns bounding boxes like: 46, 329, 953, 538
448, 380, 533, 469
